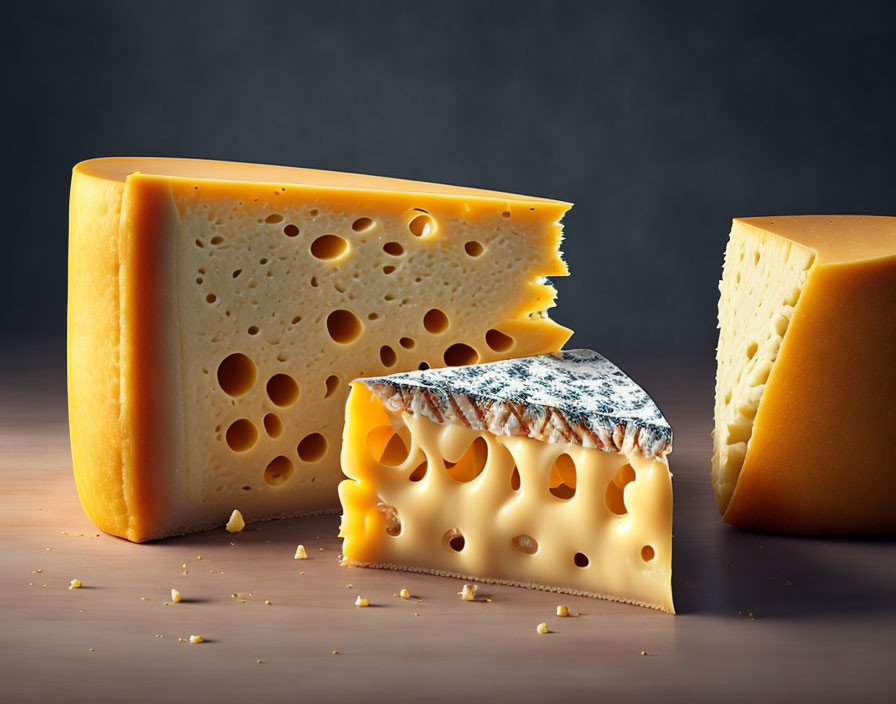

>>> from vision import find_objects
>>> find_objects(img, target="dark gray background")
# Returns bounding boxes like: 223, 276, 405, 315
3, 0, 894, 364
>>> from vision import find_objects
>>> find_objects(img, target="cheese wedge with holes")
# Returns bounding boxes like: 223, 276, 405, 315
339, 350, 674, 613
68, 157, 571, 542
714, 216, 896, 535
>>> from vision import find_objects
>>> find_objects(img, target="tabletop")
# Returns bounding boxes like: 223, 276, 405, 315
2, 346, 894, 704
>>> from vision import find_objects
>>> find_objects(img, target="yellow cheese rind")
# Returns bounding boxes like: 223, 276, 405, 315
339, 383, 674, 613
714, 216, 896, 535
68, 157, 572, 541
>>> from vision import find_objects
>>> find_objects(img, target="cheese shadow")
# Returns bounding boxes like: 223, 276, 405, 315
673, 525, 896, 619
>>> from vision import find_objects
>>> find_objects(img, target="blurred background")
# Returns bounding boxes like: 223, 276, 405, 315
2, 0, 894, 369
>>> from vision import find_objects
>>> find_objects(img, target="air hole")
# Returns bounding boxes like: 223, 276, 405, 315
297, 433, 327, 462
399, 337, 415, 349
196, 277, 203, 284
423, 308, 449, 334
352, 217, 375, 232
512, 534, 539, 555
444, 528, 465, 552
464, 241, 484, 257
606, 463, 636, 515
308, 209, 319, 217
746, 342, 758, 360
641, 545, 656, 562
754, 251, 761, 265
549, 454, 577, 500
283, 224, 299, 237
310, 234, 349, 260
486, 329, 514, 352
291, 315, 302, 324
266, 373, 299, 407
265, 213, 284, 224
409, 213, 435, 237
232, 269, 242, 278
378, 503, 402, 536
368, 312, 379, 320
409, 461, 427, 482
324, 375, 340, 398
380, 345, 397, 367
327, 309, 363, 344
510, 467, 521, 491
418, 362, 430, 370
264, 456, 294, 486
206, 293, 217, 304
263, 413, 283, 438
573, 552, 590, 568
383, 265, 395, 275
444, 343, 479, 367
248, 325, 259, 336
217, 353, 257, 396
366, 426, 410, 467
445, 437, 488, 483
195, 239, 204, 248
501, 210, 511, 219
225, 419, 258, 453
310, 277, 319, 287
383, 242, 404, 256
210, 235, 223, 245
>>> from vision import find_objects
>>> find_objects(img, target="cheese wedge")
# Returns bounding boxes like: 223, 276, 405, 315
339, 350, 674, 613
68, 157, 571, 542
713, 216, 896, 535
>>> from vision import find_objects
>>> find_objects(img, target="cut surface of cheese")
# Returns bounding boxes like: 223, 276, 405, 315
714, 216, 896, 535
68, 157, 571, 542
339, 351, 674, 613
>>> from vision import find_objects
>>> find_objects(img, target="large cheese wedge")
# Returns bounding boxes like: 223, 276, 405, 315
68, 157, 571, 542
339, 350, 674, 613
713, 216, 896, 535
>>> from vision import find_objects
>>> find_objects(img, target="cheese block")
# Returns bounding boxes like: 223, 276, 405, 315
338, 350, 674, 613
713, 216, 896, 535
68, 157, 571, 542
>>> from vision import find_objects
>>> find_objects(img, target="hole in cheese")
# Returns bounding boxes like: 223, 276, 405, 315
378, 503, 402, 536
444, 343, 479, 367
264, 455, 294, 486
409, 461, 427, 482
226, 419, 258, 453
283, 224, 299, 237
549, 453, 577, 500
327, 309, 363, 344
265, 213, 284, 224
444, 437, 488, 483
324, 375, 341, 398
486, 329, 514, 353
399, 337, 415, 349
606, 463, 636, 515
573, 552, 590, 568
382, 241, 404, 256
248, 325, 259, 336
512, 534, 539, 555
380, 345, 397, 367
367, 426, 410, 467
217, 353, 256, 397
351, 217, 375, 232
297, 433, 327, 463
423, 308, 449, 334
443, 528, 465, 552
266, 373, 300, 407
408, 213, 435, 237
310, 234, 349, 260
641, 545, 655, 562
383, 265, 396, 275
510, 466, 521, 491
263, 413, 283, 438
464, 240, 484, 257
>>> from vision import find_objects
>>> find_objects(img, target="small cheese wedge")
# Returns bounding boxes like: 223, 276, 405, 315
713, 216, 896, 535
339, 350, 674, 613
68, 157, 571, 542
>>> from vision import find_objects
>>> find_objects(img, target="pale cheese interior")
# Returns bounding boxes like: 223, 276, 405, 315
712, 221, 815, 512
171, 189, 567, 530
339, 385, 674, 612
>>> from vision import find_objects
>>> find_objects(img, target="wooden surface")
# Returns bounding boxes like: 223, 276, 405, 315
2, 350, 895, 703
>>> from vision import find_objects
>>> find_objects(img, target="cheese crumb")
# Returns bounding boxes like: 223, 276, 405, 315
189, 635, 205, 644
398, 588, 410, 599
264, 600, 272, 606
225, 509, 246, 533
196, 555, 202, 560
33, 569, 43, 574
459, 584, 477, 601
256, 659, 263, 664
69, 579, 82, 589
355, 596, 369, 607
536, 622, 548, 634
640, 650, 648, 656
141, 596, 150, 601
294, 545, 307, 560
331, 650, 339, 655
171, 588, 182, 603
89, 648, 95, 652
556, 605, 569, 617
